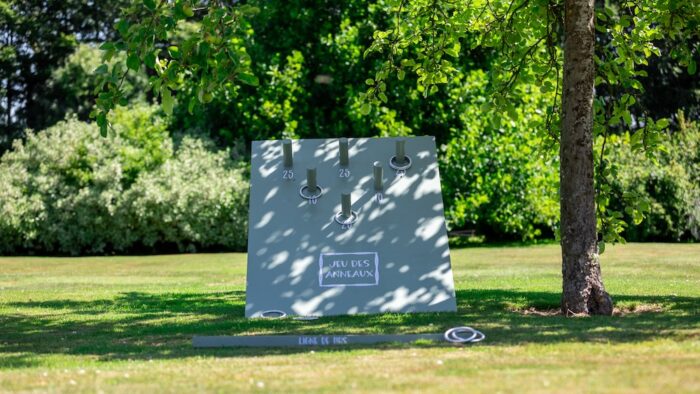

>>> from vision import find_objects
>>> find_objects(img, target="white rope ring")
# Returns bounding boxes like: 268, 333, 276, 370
444, 326, 485, 343
299, 185, 323, 200
260, 310, 287, 318
334, 210, 358, 225
389, 155, 412, 171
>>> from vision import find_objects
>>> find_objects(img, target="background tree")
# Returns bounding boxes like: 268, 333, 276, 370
362, 0, 698, 314
0, 0, 696, 256
0, 0, 130, 153
91, 0, 699, 314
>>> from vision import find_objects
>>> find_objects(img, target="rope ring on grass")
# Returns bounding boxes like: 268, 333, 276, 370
443, 326, 485, 343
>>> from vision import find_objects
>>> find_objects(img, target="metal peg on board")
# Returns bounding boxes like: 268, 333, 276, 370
335, 192, 357, 227
341, 193, 352, 218
390, 138, 412, 175
299, 167, 323, 203
339, 138, 349, 167
373, 162, 384, 202
373, 161, 383, 191
282, 139, 293, 168
307, 168, 318, 192
395, 139, 406, 165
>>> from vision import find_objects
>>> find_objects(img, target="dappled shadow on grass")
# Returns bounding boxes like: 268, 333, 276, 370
1, 289, 698, 366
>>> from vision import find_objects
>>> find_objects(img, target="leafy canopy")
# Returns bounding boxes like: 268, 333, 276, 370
93, 0, 261, 135
95, 0, 699, 245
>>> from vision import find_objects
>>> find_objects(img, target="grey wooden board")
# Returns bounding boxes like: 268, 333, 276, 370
193, 334, 445, 348
246, 136, 457, 317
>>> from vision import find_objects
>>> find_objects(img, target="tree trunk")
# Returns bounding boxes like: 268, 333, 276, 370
560, 0, 613, 315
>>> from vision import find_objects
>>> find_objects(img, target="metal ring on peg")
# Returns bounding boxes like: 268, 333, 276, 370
389, 155, 412, 171
299, 185, 324, 200
260, 310, 287, 318
334, 210, 358, 226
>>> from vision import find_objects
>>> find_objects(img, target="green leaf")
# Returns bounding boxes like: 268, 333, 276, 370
182, 4, 194, 17
168, 46, 181, 59
507, 105, 518, 120
630, 130, 644, 147
115, 20, 129, 37
639, 200, 650, 212
632, 210, 644, 225
97, 113, 108, 137
378, 93, 388, 103
656, 118, 670, 129
365, 78, 374, 85
94, 64, 109, 75
197, 88, 213, 103
540, 81, 554, 93
238, 72, 259, 86
188, 96, 196, 114
443, 42, 461, 58
622, 110, 632, 127
126, 54, 140, 71
144, 52, 156, 68
360, 103, 371, 115
397, 69, 406, 81
103, 49, 115, 62
689, 59, 697, 76
143, 0, 157, 11
154, 58, 164, 75
598, 241, 605, 254
239, 5, 261, 16
161, 88, 174, 115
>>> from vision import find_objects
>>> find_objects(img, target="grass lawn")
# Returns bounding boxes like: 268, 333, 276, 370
0, 243, 699, 393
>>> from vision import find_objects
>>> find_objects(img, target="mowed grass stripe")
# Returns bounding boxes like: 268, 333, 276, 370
0, 243, 698, 392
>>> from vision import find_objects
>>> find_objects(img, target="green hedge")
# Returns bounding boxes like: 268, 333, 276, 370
1, 103, 696, 255
0, 105, 248, 255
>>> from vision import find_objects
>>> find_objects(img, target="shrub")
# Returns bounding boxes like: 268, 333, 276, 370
0, 105, 248, 255
0, 118, 129, 254
440, 70, 560, 240
605, 115, 700, 241
122, 137, 248, 253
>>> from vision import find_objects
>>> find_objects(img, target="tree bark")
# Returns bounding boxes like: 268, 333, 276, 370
560, 0, 613, 315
